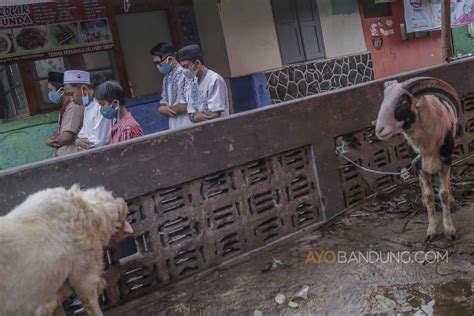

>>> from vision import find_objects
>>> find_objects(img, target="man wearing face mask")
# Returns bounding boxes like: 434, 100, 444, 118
96, 81, 143, 267
150, 42, 192, 130
46, 71, 66, 106
177, 44, 229, 123
95, 80, 143, 144
45, 71, 84, 157
62, 70, 112, 151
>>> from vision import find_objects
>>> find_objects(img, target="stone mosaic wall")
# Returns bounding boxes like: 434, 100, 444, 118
266, 53, 374, 103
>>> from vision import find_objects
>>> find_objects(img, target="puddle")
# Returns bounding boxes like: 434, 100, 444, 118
370, 279, 474, 315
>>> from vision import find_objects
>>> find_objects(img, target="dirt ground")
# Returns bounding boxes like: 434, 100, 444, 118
107, 178, 474, 316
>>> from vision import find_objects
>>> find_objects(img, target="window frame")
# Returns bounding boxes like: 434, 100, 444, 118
271, 0, 326, 65
30, 56, 72, 114
19, 50, 119, 117
0, 64, 29, 122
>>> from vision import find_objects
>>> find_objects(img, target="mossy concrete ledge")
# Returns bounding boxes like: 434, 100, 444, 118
0, 112, 58, 170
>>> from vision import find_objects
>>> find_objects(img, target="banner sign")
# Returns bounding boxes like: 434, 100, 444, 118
0, 0, 113, 64
404, 0, 474, 33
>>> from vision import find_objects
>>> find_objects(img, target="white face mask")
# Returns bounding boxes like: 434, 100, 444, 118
183, 63, 197, 80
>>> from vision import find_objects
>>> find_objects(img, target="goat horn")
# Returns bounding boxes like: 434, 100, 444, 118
400, 76, 461, 112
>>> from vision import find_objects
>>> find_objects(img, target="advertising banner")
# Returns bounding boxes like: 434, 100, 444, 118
0, 0, 113, 64
404, 0, 474, 33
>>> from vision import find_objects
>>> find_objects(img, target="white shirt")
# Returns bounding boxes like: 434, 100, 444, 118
185, 69, 229, 117
77, 98, 112, 147
161, 64, 193, 130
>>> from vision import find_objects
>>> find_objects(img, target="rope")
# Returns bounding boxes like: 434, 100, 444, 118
337, 148, 421, 181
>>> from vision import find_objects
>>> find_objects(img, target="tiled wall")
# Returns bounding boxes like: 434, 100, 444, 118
266, 53, 374, 103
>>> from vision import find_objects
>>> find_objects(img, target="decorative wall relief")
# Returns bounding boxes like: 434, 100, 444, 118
95, 146, 322, 310
266, 53, 374, 103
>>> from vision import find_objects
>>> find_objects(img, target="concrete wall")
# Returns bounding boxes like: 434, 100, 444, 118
317, 0, 367, 58
218, 0, 283, 77
2, 59, 474, 312
360, 1, 442, 78
195, 0, 367, 78
193, 0, 231, 78
0, 112, 57, 170
126, 94, 169, 134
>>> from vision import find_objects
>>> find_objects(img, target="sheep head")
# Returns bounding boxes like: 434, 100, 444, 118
375, 77, 460, 141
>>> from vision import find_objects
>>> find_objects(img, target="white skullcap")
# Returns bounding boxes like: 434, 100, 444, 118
63, 70, 91, 85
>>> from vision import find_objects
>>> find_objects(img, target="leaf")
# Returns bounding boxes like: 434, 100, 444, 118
253, 310, 263, 316
261, 263, 272, 272
288, 301, 299, 308
375, 294, 397, 311
262, 258, 283, 272
275, 293, 286, 305
273, 258, 283, 266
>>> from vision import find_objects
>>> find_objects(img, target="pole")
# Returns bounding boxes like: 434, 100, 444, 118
441, 0, 453, 63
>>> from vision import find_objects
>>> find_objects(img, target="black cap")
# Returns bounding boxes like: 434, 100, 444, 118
48, 71, 64, 84
177, 44, 202, 62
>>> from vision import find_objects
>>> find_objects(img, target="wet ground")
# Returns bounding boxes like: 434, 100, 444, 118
107, 180, 474, 316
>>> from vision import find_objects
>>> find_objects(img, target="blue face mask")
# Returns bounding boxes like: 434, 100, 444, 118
82, 94, 90, 106
81, 87, 91, 106
100, 101, 120, 122
48, 91, 63, 105
159, 63, 172, 75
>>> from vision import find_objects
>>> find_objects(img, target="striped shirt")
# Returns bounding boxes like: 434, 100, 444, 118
111, 111, 144, 144
161, 64, 192, 130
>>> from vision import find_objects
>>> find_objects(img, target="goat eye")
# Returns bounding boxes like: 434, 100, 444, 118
399, 96, 411, 107
394, 97, 416, 129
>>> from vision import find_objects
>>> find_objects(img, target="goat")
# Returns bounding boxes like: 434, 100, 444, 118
375, 77, 459, 241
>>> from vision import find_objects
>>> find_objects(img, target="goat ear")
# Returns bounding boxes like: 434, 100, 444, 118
414, 98, 423, 108
384, 80, 397, 88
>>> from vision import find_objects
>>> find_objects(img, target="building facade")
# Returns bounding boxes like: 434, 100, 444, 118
197, 0, 373, 107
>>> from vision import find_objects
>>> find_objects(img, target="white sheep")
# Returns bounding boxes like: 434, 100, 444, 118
375, 77, 459, 240
0, 186, 134, 315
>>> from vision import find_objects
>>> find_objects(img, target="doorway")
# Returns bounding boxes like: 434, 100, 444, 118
116, 11, 173, 97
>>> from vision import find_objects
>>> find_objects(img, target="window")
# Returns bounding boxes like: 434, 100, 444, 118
271, 0, 325, 64
33, 57, 68, 111
83, 51, 115, 87
29, 51, 116, 113
0, 64, 28, 121
361, 0, 392, 18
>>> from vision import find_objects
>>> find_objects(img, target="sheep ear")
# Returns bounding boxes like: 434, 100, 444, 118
384, 80, 397, 88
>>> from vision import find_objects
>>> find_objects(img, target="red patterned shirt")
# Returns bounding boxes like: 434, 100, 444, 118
111, 111, 144, 144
